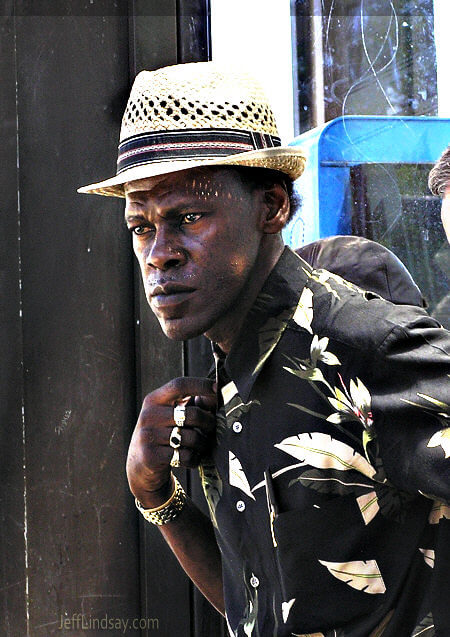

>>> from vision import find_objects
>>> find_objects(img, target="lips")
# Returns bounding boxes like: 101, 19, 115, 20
149, 282, 196, 310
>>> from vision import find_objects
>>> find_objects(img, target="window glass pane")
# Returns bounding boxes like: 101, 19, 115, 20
289, 0, 448, 320
292, 0, 438, 131
349, 163, 449, 326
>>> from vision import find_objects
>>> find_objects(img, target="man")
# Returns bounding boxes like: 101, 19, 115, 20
79, 63, 450, 636
429, 144, 450, 243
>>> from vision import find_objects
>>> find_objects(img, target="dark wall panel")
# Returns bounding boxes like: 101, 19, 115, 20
130, 6, 192, 634
0, 10, 28, 637
131, 0, 178, 74
1, 1, 222, 635
15, 9, 141, 634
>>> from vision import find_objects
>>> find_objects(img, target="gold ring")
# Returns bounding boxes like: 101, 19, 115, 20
174, 403, 186, 427
169, 426, 182, 449
170, 448, 180, 468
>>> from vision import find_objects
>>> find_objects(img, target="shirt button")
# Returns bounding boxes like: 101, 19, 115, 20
250, 575, 259, 588
236, 500, 246, 512
232, 421, 243, 433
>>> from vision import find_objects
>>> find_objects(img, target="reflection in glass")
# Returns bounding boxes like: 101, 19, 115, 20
292, 0, 437, 133
349, 163, 449, 326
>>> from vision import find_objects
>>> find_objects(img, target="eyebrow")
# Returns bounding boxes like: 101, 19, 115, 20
124, 213, 146, 223
124, 203, 203, 224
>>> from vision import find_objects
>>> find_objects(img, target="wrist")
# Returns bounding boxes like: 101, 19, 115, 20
135, 474, 187, 525
134, 472, 174, 509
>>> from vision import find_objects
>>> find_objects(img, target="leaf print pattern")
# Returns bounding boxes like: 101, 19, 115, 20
198, 462, 223, 528
243, 598, 257, 637
284, 336, 340, 386
281, 598, 296, 623
225, 397, 259, 421
318, 559, 386, 594
356, 491, 380, 525
310, 267, 367, 297
291, 467, 374, 495
327, 377, 374, 436
254, 307, 295, 374
229, 452, 256, 500
374, 485, 416, 524
428, 500, 450, 524
427, 428, 450, 458
275, 432, 376, 479
419, 548, 435, 569
292, 286, 314, 334
217, 382, 259, 439
222, 380, 239, 405
209, 248, 449, 634
226, 614, 237, 637
289, 467, 412, 525
237, 565, 260, 637
402, 392, 449, 430
305, 268, 342, 300
284, 336, 377, 464
411, 613, 435, 636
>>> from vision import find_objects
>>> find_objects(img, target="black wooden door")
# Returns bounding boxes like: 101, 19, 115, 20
0, 1, 223, 635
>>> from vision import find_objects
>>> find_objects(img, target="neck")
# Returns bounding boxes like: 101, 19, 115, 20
205, 236, 285, 353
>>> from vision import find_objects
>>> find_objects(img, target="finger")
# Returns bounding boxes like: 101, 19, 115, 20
146, 426, 213, 451
164, 447, 203, 469
194, 394, 217, 412
139, 404, 216, 433
149, 377, 216, 406
185, 406, 216, 432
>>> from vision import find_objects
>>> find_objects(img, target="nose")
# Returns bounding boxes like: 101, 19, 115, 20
146, 227, 187, 271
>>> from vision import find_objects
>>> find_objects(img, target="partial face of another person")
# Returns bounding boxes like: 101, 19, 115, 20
124, 167, 266, 340
441, 183, 450, 243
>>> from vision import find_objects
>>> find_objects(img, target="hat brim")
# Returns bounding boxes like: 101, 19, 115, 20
77, 146, 306, 197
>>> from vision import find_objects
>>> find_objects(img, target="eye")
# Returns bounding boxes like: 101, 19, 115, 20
181, 213, 202, 225
129, 225, 152, 236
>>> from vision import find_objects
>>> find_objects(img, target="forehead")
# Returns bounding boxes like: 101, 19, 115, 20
124, 167, 249, 203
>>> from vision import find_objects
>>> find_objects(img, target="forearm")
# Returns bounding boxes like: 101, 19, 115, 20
127, 377, 223, 613
137, 475, 224, 615
159, 497, 225, 616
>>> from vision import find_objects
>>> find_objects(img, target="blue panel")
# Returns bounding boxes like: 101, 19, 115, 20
316, 116, 450, 164
288, 116, 450, 241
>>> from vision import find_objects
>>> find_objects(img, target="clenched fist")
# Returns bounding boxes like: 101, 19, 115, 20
126, 377, 217, 508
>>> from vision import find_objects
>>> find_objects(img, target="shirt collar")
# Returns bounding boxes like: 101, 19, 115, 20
218, 246, 312, 402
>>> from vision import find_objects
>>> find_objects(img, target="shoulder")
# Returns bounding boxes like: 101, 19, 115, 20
288, 267, 445, 357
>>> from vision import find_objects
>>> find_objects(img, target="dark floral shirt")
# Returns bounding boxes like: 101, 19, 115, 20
199, 247, 450, 637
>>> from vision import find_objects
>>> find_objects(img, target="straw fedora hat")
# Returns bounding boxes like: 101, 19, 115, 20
78, 61, 306, 197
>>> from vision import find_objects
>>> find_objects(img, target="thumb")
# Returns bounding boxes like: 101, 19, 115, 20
194, 384, 217, 412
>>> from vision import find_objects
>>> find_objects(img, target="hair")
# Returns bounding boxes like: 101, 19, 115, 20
428, 145, 450, 197
232, 166, 302, 224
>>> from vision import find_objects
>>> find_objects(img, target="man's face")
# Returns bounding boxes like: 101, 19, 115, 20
125, 167, 265, 340
441, 183, 450, 243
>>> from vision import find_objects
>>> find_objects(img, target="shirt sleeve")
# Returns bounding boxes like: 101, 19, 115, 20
370, 314, 450, 504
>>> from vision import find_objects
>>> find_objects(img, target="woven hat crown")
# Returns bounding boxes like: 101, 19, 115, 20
121, 62, 280, 141
78, 62, 306, 197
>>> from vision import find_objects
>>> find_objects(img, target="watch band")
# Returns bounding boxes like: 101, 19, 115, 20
135, 474, 186, 526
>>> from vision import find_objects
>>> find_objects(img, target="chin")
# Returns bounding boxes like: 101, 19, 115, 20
158, 316, 209, 341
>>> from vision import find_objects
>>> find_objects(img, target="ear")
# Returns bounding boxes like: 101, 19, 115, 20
260, 182, 290, 234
